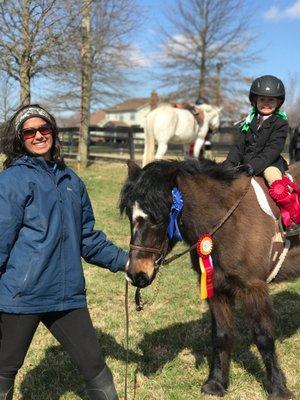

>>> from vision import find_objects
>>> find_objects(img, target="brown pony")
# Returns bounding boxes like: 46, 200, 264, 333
120, 158, 300, 400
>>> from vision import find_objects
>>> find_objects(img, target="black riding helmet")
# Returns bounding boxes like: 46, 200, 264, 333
249, 75, 285, 108
195, 96, 209, 105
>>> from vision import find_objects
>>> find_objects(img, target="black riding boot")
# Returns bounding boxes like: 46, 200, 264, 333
0, 376, 14, 400
85, 365, 119, 400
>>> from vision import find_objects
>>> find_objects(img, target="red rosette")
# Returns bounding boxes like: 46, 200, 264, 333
269, 179, 289, 200
196, 233, 213, 258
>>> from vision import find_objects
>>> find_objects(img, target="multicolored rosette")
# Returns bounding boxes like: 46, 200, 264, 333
196, 233, 214, 300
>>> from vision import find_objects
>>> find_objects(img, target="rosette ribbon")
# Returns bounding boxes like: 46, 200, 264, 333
167, 187, 183, 242
196, 233, 214, 299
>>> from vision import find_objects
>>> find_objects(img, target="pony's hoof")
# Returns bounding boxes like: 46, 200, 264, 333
268, 388, 294, 400
202, 379, 226, 397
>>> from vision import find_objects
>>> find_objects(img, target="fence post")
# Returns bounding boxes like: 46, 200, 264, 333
128, 127, 135, 160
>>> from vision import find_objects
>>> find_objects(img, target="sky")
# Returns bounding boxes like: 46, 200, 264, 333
128, 0, 300, 100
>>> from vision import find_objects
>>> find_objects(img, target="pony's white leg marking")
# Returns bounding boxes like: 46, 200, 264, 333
193, 137, 205, 158
132, 201, 148, 234
193, 120, 209, 158
155, 143, 168, 159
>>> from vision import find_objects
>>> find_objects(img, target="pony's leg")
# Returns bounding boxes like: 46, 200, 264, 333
193, 122, 209, 158
202, 294, 235, 396
242, 282, 294, 400
155, 143, 168, 159
143, 121, 156, 166
193, 137, 205, 158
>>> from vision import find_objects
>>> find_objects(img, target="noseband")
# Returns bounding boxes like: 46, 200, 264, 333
130, 238, 169, 269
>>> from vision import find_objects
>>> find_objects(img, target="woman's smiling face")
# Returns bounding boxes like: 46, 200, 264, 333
21, 117, 53, 160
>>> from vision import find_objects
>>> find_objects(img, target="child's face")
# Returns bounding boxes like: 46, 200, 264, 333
256, 96, 280, 115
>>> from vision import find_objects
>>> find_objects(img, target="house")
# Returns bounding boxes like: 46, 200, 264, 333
90, 92, 160, 133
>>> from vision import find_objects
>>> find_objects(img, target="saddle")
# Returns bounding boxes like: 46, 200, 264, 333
172, 102, 204, 125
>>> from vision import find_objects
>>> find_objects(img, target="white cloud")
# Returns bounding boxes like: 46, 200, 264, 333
127, 44, 153, 68
264, 6, 280, 20
285, 0, 300, 18
264, 0, 300, 20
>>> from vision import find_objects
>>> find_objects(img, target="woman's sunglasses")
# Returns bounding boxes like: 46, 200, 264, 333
21, 123, 53, 140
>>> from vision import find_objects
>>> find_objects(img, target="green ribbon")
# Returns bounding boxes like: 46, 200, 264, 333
240, 108, 288, 133
240, 108, 256, 132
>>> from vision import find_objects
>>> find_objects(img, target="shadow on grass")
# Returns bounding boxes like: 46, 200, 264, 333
137, 290, 300, 380
20, 330, 139, 400
19, 291, 299, 399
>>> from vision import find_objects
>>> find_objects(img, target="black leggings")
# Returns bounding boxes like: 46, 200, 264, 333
0, 308, 105, 381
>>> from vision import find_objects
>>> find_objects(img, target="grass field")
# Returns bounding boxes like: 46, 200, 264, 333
3, 161, 300, 400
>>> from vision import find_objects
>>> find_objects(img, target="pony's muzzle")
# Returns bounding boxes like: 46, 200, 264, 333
126, 270, 155, 288
134, 272, 152, 288
126, 254, 157, 288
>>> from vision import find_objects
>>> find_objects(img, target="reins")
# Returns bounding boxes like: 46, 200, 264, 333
161, 176, 252, 266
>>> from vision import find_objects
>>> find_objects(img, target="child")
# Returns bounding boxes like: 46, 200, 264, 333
225, 74, 300, 233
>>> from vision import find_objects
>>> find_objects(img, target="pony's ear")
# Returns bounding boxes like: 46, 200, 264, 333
127, 160, 141, 181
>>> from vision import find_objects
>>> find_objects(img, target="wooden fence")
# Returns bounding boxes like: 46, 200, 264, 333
59, 125, 242, 162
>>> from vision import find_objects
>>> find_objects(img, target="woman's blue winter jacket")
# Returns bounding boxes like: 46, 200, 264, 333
0, 155, 128, 314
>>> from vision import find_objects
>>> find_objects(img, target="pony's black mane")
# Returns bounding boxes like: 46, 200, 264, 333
144, 158, 237, 182
120, 158, 237, 223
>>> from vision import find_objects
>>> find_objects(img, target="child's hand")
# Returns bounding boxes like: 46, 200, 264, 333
235, 164, 254, 176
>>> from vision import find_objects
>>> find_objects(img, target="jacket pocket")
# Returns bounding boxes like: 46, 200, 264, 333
14, 253, 39, 297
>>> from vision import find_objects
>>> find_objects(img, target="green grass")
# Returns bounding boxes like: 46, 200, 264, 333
2, 161, 299, 400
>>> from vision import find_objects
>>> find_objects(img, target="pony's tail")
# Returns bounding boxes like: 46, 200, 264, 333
143, 115, 155, 167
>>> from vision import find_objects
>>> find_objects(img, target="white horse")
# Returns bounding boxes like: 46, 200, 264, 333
142, 103, 221, 166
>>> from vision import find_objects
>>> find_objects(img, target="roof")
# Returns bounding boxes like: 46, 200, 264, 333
90, 110, 106, 125
105, 98, 150, 113
103, 120, 129, 127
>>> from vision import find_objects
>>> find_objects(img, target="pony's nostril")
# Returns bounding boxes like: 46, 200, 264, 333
135, 272, 150, 288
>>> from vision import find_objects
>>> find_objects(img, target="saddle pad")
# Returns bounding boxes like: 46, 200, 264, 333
267, 227, 290, 283
251, 177, 280, 220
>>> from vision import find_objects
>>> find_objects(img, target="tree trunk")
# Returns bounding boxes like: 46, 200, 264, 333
20, 0, 31, 105
79, 0, 92, 168
198, 38, 206, 99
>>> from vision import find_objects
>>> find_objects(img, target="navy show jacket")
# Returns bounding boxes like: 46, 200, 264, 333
0, 155, 128, 313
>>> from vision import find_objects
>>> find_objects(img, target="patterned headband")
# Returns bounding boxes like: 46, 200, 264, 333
14, 106, 53, 132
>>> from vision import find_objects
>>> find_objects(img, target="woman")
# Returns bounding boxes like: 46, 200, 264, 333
0, 104, 127, 400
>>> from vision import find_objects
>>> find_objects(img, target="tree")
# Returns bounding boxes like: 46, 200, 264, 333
157, 0, 259, 106
0, 0, 75, 105
46, 0, 141, 112
285, 74, 300, 128
79, 0, 91, 168
0, 73, 18, 122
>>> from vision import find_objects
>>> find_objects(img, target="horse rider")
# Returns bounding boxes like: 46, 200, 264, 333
224, 74, 300, 234
195, 96, 210, 106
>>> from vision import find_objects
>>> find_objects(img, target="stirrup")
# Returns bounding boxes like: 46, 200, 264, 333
279, 218, 300, 237
285, 223, 300, 236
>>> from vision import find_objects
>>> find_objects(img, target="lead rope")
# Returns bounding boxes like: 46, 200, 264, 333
125, 280, 129, 400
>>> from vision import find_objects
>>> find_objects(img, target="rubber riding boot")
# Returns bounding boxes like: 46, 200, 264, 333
85, 365, 119, 400
269, 177, 300, 234
0, 376, 14, 400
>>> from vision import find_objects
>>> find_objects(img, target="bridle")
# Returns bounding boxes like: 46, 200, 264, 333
130, 237, 170, 271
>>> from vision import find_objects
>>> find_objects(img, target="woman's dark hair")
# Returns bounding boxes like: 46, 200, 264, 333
0, 104, 65, 169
